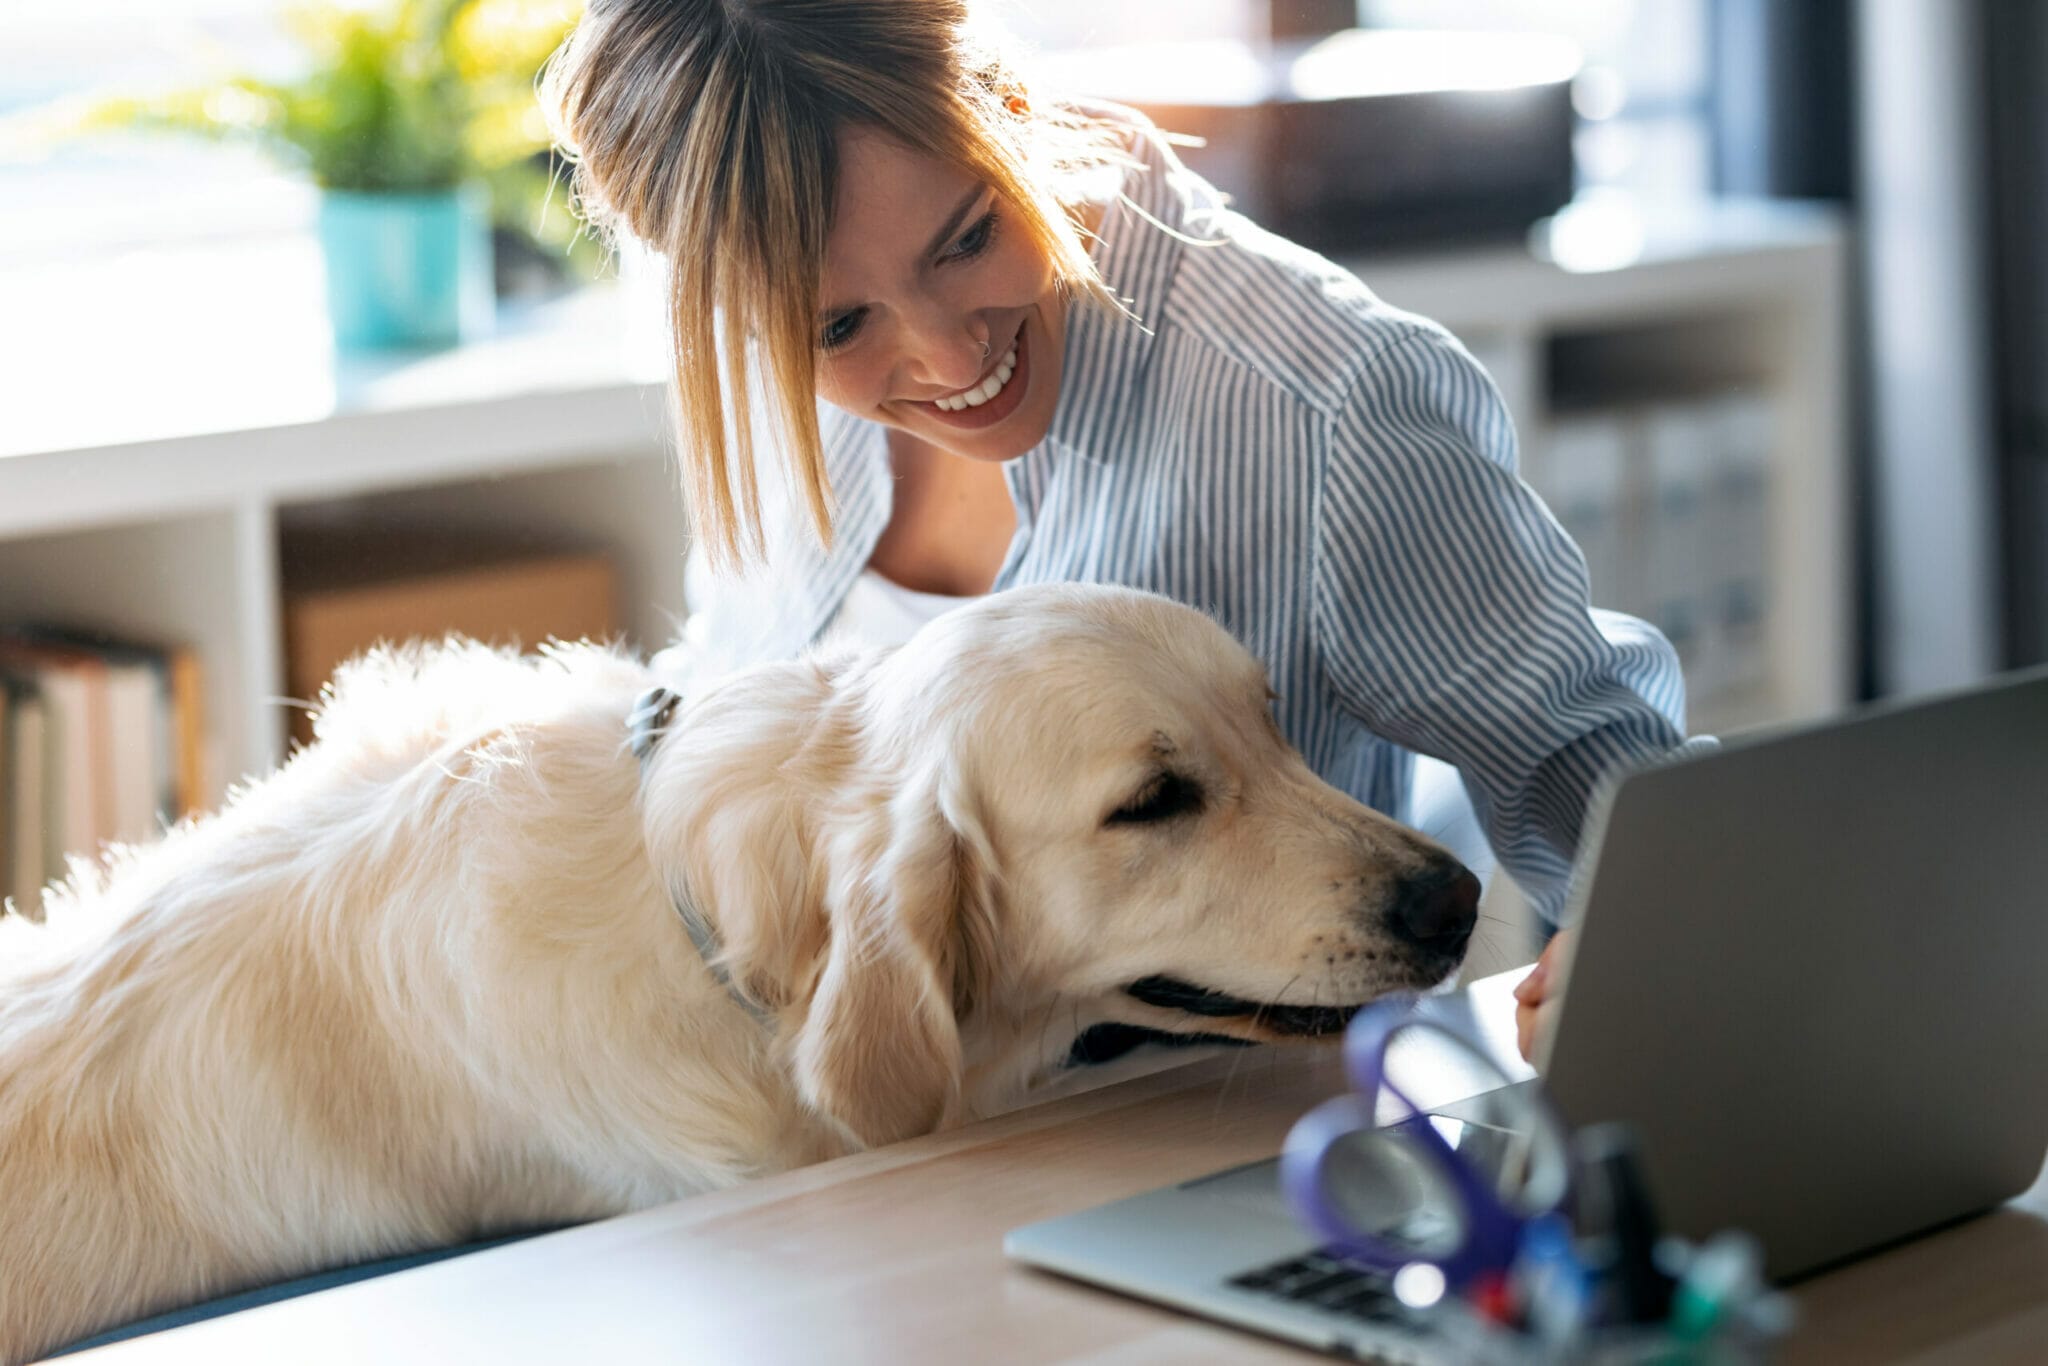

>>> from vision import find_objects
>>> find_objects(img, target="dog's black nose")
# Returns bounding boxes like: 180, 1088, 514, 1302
1385, 864, 1481, 955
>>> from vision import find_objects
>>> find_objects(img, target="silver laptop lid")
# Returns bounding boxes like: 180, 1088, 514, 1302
1539, 665, 2048, 1280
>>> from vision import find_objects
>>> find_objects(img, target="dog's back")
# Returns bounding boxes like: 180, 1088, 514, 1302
0, 640, 758, 1361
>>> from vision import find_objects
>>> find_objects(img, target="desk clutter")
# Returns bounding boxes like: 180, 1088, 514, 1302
0, 626, 204, 918
1282, 1003, 1794, 1363
1382, 1137, 1793, 1363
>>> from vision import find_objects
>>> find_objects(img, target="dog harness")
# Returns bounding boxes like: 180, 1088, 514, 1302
628, 685, 774, 1027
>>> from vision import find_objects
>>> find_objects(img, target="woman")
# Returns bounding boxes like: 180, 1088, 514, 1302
541, 0, 1708, 1058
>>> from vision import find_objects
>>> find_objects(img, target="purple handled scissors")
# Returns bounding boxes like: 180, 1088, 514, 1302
1279, 997, 1574, 1290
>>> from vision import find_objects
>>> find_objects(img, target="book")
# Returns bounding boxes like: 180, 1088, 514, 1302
0, 637, 108, 870
0, 678, 9, 903
0, 628, 206, 884
1704, 391, 1776, 705
10, 627, 185, 840
1642, 401, 1718, 709
168, 644, 205, 820
1, 669, 51, 917
1534, 411, 1640, 618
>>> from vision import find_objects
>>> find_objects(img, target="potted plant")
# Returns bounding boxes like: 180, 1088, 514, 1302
68, 0, 594, 350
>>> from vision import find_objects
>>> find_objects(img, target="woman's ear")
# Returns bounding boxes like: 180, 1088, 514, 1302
795, 763, 995, 1150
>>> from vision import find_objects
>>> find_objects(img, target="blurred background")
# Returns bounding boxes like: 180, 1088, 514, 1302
0, 1, 2041, 920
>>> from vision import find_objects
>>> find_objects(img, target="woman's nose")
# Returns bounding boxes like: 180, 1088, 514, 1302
901, 302, 989, 391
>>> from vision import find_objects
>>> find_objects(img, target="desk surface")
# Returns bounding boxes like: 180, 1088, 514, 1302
74, 975, 2048, 1365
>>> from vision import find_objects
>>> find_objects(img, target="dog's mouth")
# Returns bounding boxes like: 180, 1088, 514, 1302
1122, 974, 1363, 1039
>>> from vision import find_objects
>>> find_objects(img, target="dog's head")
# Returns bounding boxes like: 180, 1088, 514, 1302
644, 584, 1477, 1150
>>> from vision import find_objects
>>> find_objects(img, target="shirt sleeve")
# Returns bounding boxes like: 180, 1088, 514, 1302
1310, 324, 1714, 926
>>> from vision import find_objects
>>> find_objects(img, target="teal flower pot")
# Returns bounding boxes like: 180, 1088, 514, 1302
316, 185, 494, 350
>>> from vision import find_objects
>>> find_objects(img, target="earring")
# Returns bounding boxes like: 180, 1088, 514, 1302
1006, 93, 1030, 117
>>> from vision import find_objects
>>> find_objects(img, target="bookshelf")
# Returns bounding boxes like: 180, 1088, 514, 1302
0, 271, 686, 817
1343, 195, 1852, 738
0, 199, 1848, 893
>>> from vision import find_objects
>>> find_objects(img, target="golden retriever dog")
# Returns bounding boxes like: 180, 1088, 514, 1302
0, 583, 1478, 1361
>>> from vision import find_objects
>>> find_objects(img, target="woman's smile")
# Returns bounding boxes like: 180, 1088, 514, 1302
907, 322, 1030, 430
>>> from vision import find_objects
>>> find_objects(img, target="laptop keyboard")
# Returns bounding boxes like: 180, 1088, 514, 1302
1227, 1248, 1412, 1325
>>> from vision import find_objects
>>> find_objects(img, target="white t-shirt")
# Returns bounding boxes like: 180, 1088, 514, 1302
660, 562, 969, 683
821, 568, 970, 650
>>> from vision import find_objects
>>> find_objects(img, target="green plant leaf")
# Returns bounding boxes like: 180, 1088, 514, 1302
51, 0, 586, 260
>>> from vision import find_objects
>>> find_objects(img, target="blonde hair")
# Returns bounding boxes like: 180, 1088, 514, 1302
540, 0, 1128, 570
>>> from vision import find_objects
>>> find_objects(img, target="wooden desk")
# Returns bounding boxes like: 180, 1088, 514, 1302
72, 976, 2048, 1364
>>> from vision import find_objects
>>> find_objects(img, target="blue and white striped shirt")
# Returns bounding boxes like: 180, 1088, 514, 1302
679, 112, 1709, 924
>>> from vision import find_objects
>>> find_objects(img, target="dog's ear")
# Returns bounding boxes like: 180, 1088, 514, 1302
794, 761, 996, 1150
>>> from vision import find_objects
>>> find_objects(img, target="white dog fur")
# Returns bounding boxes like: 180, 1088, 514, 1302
0, 584, 1473, 1361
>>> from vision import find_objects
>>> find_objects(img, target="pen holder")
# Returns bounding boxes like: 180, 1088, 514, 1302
1420, 1226, 1796, 1366
1279, 1010, 1794, 1365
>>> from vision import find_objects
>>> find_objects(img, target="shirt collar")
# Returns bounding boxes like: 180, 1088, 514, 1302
1045, 105, 1201, 455
1093, 107, 1200, 334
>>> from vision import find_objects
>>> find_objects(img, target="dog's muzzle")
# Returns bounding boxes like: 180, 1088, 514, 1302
1124, 975, 1363, 1037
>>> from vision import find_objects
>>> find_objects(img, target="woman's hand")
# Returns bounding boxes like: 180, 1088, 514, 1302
1512, 928, 1573, 1062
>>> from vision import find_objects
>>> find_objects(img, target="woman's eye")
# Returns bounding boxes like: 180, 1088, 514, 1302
820, 307, 865, 352
1106, 772, 1205, 827
945, 209, 998, 262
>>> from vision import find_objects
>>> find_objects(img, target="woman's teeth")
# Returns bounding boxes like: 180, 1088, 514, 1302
934, 345, 1018, 411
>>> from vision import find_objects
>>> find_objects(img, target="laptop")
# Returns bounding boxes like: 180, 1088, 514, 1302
1004, 665, 2048, 1360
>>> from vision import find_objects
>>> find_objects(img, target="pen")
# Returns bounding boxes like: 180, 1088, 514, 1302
1512, 1211, 1592, 1351
1570, 1124, 1675, 1326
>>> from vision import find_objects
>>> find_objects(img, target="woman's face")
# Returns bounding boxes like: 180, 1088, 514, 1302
813, 126, 1068, 463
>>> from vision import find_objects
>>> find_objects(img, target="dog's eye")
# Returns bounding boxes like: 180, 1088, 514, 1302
1106, 772, 1204, 826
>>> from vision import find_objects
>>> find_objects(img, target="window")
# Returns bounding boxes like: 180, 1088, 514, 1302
1002, 0, 1713, 201
2, 0, 1714, 261
1351, 0, 1714, 199
1, 1, 314, 255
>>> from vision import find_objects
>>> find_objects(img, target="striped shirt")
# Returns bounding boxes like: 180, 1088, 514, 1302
676, 110, 1711, 925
